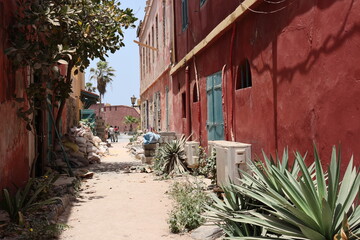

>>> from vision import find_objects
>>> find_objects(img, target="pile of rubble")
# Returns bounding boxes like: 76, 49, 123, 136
126, 134, 144, 159
126, 132, 177, 165
54, 124, 109, 168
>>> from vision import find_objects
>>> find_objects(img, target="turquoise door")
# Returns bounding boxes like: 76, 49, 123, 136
206, 72, 224, 140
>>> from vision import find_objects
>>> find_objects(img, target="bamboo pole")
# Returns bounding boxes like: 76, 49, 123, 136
133, 40, 158, 51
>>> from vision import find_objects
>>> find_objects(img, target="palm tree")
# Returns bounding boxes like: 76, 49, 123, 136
124, 115, 140, 133
85, 82, 96, 92
89, 61, 115, 102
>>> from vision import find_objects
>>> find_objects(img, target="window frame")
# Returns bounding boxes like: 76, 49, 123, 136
236, 59, 252, 90
181, 0, 189, 31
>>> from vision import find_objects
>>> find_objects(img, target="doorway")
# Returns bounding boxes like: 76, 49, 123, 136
206, 72, 224, 140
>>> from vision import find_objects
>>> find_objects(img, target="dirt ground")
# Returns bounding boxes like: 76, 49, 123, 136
58, 139, 194, 240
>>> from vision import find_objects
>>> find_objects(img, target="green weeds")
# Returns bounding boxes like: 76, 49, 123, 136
1, 172, 61, 225
168, 180, 211, 233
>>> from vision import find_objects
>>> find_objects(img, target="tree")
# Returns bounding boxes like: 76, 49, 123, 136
5, 0, 137, 130
89, 61, 115, 102
5, 0, 136, 177
85, 82, 97, 93
124, 115, 140, 133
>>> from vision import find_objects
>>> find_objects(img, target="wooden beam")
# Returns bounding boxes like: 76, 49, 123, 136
133, 40, 158, 51
170, 0, 258, 75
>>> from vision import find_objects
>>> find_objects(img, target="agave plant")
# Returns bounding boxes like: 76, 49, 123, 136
206, 184, 263, 237
229, 146, 359, 240
251, 148, 315, 196
153, 147, 165, 174
155, 135, 189, 176
2, 173, 62, 225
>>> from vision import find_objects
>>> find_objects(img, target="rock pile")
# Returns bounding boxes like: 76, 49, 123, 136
54, 124, 109, 168
126, 132, 178, 164
126, 134, 144, 159
127, 132, 177, 164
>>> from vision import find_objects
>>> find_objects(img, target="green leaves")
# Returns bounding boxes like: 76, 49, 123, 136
168, 181, 211, 233
89, 61, 116, 100
5, 0, 136, 130
154, 135, 189, 176
207, 146, 359, 239
1, 172, 62, 224
123, 115, 140, 125
206, 184, 263, 238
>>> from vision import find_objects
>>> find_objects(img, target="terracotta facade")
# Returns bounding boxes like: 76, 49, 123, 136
138, 0, 174, 132
0, 0, 31, 191
140, 0, 360, 171
0, 0, 86, 191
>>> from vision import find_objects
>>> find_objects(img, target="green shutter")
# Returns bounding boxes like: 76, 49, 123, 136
206, 72, 224, 140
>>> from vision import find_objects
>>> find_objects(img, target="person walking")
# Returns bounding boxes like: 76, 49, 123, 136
108, 126, 115, 142
114, 126, 119, 142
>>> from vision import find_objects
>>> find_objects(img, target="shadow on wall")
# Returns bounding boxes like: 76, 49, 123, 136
250, 0, 358, 83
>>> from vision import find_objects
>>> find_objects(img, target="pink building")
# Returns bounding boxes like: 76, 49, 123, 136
90, 104, 140, 132
137, 0, 174, 132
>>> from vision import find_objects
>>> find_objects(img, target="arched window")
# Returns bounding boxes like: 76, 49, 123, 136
236, 59, 252, 90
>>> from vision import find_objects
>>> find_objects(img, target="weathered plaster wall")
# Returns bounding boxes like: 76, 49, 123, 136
139, 0, 174, 132
141, 71, 171, 131
0, 102, 30, 191
139, 0, 172, 95
172, 0, 360, 170
174, 0, 238, 62
0, 0, 30, 191
66, 69, 85, 128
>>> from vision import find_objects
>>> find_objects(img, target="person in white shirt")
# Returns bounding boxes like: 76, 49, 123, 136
108, 126, 115, 142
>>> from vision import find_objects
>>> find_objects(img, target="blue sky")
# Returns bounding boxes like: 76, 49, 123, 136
84, 0, 146, 106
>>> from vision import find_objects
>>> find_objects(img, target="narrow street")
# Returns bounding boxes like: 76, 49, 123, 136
1, 0, 358, 239
58, 135, 193, 240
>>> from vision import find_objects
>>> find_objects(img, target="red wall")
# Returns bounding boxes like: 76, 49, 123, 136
0, 102, 30, 191
174, 0, 238, 62
90, 104, 140, 132
141, 71, 171, 131
0, 0, 30, 191
172, 0, 360, 170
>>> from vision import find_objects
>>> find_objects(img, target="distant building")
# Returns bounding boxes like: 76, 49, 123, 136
90, 104, 140, 132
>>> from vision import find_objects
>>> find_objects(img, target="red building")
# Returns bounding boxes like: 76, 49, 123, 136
0, 0, 84, 191
90, 104, 140, 132
0, 0, 31, 191
137, 0, 174, 132
141, 0, 359, 169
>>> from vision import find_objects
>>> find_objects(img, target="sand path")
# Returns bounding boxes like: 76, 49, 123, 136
59, 137, 193, 240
